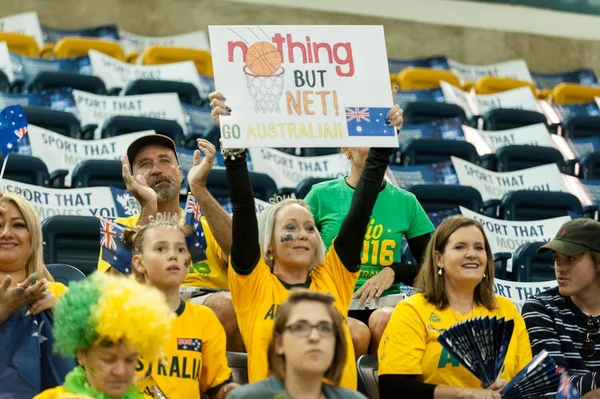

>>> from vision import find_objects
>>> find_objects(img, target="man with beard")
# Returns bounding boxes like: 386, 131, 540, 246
97, 134, 244, 352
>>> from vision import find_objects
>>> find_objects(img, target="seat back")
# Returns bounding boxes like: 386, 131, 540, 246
42, 215, 101, 276
475, 76, 537, 97
495, 145, 565, 172
101, 116, 186, 147
46, 263, 86, 286
483, 109, 547, 131
512, 242, 556, 282
0, 70, 10, 92
71, 159, 126, 189
579, 151, 600, 179
53, 37, 125, 60
500, 190, 582, 221
357, 355, 379, 399
552, 83, 600, 105
408, 184, 484, 213
295, 177, 334, 199
28, 71, 107, 95
403, 101, 467, 124
0, 32, 39, 57
125, 79, 202, 106
225, 352, 248, 385
398, 67, 460, 90
562, 115, 600, 139
401, 138, 478, 166
205, 168, 278, 202
142, 46, 213, 77
4, 154, 50, 187
23, 106, 81, 138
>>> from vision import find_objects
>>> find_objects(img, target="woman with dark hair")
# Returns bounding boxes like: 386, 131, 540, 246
378, 216, 532, 399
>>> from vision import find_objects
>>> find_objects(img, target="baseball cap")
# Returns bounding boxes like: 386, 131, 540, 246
126, 134, 178, 167
537, 218, 600, 256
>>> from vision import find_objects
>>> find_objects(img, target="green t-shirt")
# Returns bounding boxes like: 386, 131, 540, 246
304, 177, 434, 295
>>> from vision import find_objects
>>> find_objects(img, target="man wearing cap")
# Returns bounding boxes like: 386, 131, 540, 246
96, 134, 244, 352
522, 218, 600, 398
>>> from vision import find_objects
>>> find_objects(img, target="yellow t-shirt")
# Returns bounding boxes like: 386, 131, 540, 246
97, 211, 228, 290
48, 282, 67, 299
378, 293, 532, 387
135, 300, 232, 399
33, 385, 151, 399
228, 244, 358, 390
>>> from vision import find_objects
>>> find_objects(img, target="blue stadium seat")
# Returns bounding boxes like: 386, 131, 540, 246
499, 190, 582, 221
46, 263, 86, 286
205, 168, 278, 202
408, 184, 484, 213
0, 70, 10, 92
512, 241, 555, 282
71, 159, 125, 189
41, 215, 100, 276
99, 116, 186, 147
23, 107, 81, 138
28, 71, 107, 95
562, 115, 600, 139
482, 109, 547, 131
295, 177, 334, 199
579, 151, 600, 179
125, 79, 202, 106
3, 154, 67, 188
403, 101, 467, 124
357, 355, 379, 399
494, 145, 566, 173
400, 138, 479, 165
225, 352, 248, 385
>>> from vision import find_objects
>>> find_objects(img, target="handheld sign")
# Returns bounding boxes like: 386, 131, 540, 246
209, 25, 396, 148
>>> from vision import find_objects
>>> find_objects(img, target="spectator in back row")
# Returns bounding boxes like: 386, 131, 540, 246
378, 216, 532, 399
522, 218, 600, 398
96, 134, 244, 352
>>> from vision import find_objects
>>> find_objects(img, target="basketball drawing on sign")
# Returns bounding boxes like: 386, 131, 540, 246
230, 27, 285, 113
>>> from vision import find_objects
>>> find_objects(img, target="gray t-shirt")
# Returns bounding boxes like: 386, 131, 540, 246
227, 376, 368, 399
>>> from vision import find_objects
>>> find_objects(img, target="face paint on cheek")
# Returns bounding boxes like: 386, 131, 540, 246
280, 234, 294, 243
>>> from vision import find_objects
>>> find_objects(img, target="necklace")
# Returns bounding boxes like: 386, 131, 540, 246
449, 303, 475, 323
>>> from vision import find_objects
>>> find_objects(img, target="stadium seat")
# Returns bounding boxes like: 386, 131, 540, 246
295, 177, 334, 199
71, 160, 126, 189
551, 83, 600, 105
579, 151, 600, 179
398, 67, 460, 90
400, 138, 479, 165
499, 190, 582, 221
474, 76, 537, 97
41, 215, 100, 276
125, 79, 202, 106
3, 154, 67, 188
99, 116, 186, 147
0, 70, 10, 93
561, 115, 600, 139
512, 241, 555, 282
125, 51, 139, 64
205, 168, 278, 202
53, 37, 125, 60
408, 184, 484, 213
23, 107, 81, 138
402, 102, 467, 124
28, 71, 107, 95
225, 352, 248, 385
46, 263, 86, 287
494, 145, 566, 173
357, 355, 380, 399
482, 109, 547, 131
0, 32, 39, 57
141, 46, 214, 77
39, 43, 55, 59
493, 252, 513, 280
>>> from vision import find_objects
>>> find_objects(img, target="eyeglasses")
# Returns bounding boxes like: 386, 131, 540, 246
581, 317, 599, 359
284, 321, 335, 338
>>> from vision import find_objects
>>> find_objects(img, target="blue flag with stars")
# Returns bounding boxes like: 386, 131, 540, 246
0, 104, 28, 158
345, 107, 396, 137
99, 217, 133, 275
184, 194, 207, 263
0, 309, 75, 397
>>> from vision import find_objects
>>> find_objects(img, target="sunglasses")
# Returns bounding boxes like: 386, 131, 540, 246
581, 317, 599, 359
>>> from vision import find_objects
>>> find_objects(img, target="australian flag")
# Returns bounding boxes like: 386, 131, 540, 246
0, 104, 28, 158
177, 337, 203, 353
99, 217, 133, 275
0, 309, 76, 398
345, 107, 396, 137
184, 194, 207, 263
556, 367, 580, 399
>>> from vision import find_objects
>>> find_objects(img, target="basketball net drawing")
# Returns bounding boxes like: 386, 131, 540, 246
244, 41, 284, 113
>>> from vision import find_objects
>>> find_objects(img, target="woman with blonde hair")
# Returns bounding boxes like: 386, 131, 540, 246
378, 216, 532, 399
229, 289, 366, 399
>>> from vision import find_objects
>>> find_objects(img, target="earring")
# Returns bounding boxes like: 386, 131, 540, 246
438, 268, 443, 276
483, 272, 486, 278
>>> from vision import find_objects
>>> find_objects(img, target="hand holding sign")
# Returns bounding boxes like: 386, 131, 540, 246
209, 91, 230, 128
187, 139, 216, 189
121, 155, 157, 210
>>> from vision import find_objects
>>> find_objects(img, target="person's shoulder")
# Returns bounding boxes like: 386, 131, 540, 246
185, 301, 218, 319
310, 177, 347, 193
226, 378, 283, 398
324, 384, 368, 399
522, 286, 563, 309
383, 182, 418, 199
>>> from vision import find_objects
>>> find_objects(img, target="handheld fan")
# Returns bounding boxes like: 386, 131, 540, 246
499, 350, 561, 399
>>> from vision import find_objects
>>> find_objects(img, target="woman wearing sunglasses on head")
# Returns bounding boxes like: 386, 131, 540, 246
522, 219, 600, 398
228, 289, 366, 399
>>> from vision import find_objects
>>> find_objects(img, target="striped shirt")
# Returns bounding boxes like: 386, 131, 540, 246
522, 287, 600, 395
